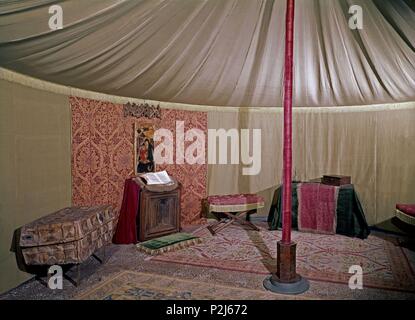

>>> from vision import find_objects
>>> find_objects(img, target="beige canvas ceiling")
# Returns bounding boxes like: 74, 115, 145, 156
0, 0, 414, 108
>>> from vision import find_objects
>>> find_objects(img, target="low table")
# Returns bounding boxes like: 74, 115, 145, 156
267, 183, 370, 239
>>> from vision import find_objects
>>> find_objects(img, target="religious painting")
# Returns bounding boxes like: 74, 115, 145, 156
134, 123, 155, 174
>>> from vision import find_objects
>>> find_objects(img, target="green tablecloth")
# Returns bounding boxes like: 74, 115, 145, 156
267, 183, 370, 239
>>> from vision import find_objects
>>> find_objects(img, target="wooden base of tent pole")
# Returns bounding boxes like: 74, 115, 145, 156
263, 241, 309, 294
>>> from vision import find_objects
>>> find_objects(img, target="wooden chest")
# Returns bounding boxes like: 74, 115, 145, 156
19, 205, 118, 265
137, 187, 181, 241
322, 175, 351, 186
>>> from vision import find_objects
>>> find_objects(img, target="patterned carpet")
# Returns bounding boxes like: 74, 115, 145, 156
150, 224, 415, 293
75, 271, 309, 300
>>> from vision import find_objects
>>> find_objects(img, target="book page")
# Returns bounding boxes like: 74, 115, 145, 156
140, 170, 172, 185
156, 170, 173, 184
141, 173, 160, 185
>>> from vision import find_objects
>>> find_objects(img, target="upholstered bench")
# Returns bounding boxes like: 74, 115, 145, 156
395, 204, 415, 226
206, 194, 265, 235
19, 205, 118, 285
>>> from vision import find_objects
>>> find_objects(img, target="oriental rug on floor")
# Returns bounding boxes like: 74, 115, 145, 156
75, 271, 309, 300
150, 224, 415, 292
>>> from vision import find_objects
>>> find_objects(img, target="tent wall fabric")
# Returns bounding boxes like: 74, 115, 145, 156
1, 68, 414, 227
0, 77, 71, 294
0, 0, 414, 108
0, 68, 414, 293
0, 0, 414, 294
207, 105, 415, 225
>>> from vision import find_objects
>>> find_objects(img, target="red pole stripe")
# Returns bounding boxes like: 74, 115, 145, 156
282, 0, 295, 244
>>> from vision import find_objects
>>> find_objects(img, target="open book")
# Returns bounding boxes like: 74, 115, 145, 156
139, 170, 173, 185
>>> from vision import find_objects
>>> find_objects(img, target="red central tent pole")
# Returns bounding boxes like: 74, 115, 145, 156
264, 0, 309, 294
281, 0, 295, 244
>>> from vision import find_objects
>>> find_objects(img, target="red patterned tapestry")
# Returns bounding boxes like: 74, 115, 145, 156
70, 96, 207, 225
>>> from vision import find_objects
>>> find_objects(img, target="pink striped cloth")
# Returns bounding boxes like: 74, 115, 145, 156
297, 183, 339, 234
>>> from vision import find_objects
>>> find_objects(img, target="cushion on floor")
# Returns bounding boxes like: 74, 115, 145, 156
136, 233, 202, 255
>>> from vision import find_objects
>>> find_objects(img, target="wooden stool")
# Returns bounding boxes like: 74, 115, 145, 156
206, 194, 265, 235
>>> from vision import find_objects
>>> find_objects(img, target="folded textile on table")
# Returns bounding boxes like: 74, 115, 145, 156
268, 183, 370, 239
297, 183, 339, 234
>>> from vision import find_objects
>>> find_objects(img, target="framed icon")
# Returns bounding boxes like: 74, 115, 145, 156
134, 123, 155, 174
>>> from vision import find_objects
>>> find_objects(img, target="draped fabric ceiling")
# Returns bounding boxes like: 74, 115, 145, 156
0, 0, 415, 226
0, 0, 414, 108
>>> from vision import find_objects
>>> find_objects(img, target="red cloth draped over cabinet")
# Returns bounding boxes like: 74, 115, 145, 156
113, 179, 140, 244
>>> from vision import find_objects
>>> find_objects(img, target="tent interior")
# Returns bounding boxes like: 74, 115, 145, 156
0, 0, 414, 300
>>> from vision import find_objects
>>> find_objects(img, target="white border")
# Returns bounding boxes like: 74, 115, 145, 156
1, 67, 414, 113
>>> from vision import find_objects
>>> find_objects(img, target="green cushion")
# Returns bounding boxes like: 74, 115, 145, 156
137, 233, 201, 255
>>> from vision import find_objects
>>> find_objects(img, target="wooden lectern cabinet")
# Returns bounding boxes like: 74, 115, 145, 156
136, 178, 181, 242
